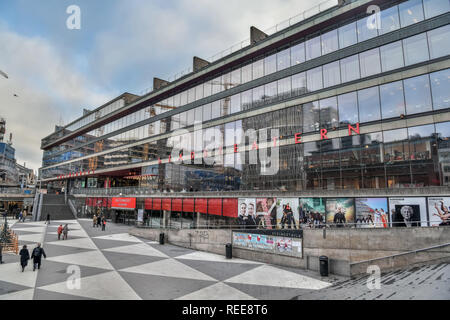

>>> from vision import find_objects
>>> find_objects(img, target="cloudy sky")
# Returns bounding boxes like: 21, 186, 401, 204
0, 0, 318, 172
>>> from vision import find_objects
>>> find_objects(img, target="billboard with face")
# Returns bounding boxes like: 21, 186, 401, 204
389, 197, 427, 227
355, 198, 389, 228
427, 197, 450, 226
276, 198, 300, 229
237, 198, 257, 228
255, 198, 277, 229
326, 198, 355, 226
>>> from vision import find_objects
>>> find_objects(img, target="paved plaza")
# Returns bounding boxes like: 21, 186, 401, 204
1, 218, 449, 300
1, 219, 338, 300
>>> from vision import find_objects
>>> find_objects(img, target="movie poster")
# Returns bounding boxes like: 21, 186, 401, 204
237, 198, 257, 228
255, 198, 277, 229
427, 197, 450, 226
276, 198, 300, 229
355, 198, 389, 228
299, 198, 326, 226
326, 198, 355, 226
389, 197, 427, 227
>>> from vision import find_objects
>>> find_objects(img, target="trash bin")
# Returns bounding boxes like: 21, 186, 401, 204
159, 233, 165, 245
225, 243, 232, 259
319, 256, 329, 277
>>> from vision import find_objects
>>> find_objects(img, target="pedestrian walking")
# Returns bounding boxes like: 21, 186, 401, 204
22, 210, 27, 222
62, 224, 69, 240
0, 242, 3, 264
57, 224, 63, 240
31, 243, 46, 271
97, 215, 102, 228
93, 215, 97, 228
19, 245, 30, 272
18, 211, 23, 223
102, 218, 106, 231
46, 214, 51, 225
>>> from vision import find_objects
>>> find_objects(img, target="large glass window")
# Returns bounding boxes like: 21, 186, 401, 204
230, 94, 241, 114
292, 72, 307, 96
357, 15, 378, 42
383, 128, 409, 161
252, 58, 264, 80
241, 64, 252, 84
340, 55, 360, 83
306, 66, 323, 92
359, 48, 381, 78
423, 0, 450, 18
230, 68, 241, 87
428, 24, 450, 59
380, 5, 400, 35
319, 97, 339, 129
338, 22, 357, 49
305, 36, 321, 61
430, 68, 450, 110
323, 61, 341, 88
264, 53, 277, 76
380, 81, 405, 119
264, 81, 278, 103
399, 0, 425, 27
404, 74, 432, 115
277, 48, 291, 71
321, 29, 339, 55
338, 92, 359, 126
278, 77, 292, 99
380, 41, 404, 72
252, 85, 265, 106
211, 100, 221, 118
359, 86, 388, 128
241, 90, 252, 111
203, 103, 212, 121
403, 33, 429, 66
303, 101, 320, 133
291, 42, 305, 65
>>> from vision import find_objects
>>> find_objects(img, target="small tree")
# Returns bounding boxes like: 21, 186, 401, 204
0, 218, 13, 244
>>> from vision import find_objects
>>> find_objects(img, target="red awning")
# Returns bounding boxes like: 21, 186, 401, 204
195, 198, 207, 213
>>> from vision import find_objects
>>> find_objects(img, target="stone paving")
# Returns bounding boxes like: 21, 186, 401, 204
0, 219, 336, 300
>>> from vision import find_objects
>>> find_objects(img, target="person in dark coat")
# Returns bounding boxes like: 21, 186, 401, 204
46, 214, 51, 225
101, 218, 106, 231
0, 242, 3, 264
19, 245, 30, 272
31, 243, 46, 271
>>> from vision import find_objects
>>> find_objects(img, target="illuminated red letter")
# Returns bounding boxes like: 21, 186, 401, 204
320, 129, 328, 140
294, 133, 302, 144
348, 123, 360, 136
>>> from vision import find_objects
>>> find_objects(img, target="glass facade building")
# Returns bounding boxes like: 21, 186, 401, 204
40, 0, 450, 197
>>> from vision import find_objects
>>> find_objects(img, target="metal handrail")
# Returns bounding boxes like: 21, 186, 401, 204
350, 242, 450, 266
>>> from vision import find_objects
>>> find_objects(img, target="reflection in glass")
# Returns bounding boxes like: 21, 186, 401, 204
277, 77, 292, 99
323, 61, 341, 88
430, 68, 450, 110
277, 48, 291, 71
358, 86, 382, 123
380, 81, 405, 119
305, 36, 321, 61
399, 0, 424, 27
252, 59, 264, 80
380, 41, 404, 72
264, 54, 277, 76
357, 15, 378, 42
321, 29, 339, 55
380, 5, 400, 35
423, 0, 450, 18
427, 24, 450, 59
404, 74, 432, 115
241, 64, 252, 84
338, 22, 357, 49
319, 97, 339, 129
340, 55, 360, 83
306, 66, 323, 92
338, 92, 358, 126
303, 101, 320, 133
291, 42, 306, 65
403, 33, 429, 66
292, 72, 307, 96
359, 48, 381, 78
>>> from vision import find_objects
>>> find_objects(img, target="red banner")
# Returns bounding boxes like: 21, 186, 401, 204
153, 198, 161, 210
223, 198, 238, 217
183, 198, 194, 212
144, 198, 152, 210
195, 198, 207, 214
208, 198, 222, 216
111, 197, 136, 209
162, 198, 172, 211
172, 198, 182, 212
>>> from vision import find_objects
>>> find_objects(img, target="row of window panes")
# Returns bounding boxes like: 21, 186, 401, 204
42, 0, 449, 147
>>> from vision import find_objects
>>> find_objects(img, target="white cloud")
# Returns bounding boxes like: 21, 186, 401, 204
0, 24, 112, 172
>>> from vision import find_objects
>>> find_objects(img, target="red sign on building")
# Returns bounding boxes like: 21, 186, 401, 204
111, 197, 136, 209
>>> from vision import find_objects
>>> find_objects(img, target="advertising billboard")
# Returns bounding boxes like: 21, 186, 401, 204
111, 197, 136, 210
276, 198, 300, 229
355, 198, 389, 228
389, 197, 427, 227
427, 197, 450, 226
299, 198, 326, 227
326, 198, 355, 226
237, 198, 257, 228
255, 197, 277, 229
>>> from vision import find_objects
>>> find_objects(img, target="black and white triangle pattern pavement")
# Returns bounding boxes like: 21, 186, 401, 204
0, 218, 336, 300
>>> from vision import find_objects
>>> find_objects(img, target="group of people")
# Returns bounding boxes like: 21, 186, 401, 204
19, 243, 47, 272
57, 224, 69, 240
17, 210, 28, 222
93, 214, 107, 231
